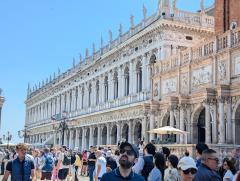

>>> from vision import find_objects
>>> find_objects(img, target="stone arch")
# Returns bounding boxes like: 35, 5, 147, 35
93, 127, 98, 146
191, 103, 213, 144
111, 125, 117, 145
102, 126, 107, 145
161, 110, 170, 127
134, 121, 142, 144
122, 123, 129, 142
232, 98, 240, 144
136, 61, 142, 92
124, 66, 130, 96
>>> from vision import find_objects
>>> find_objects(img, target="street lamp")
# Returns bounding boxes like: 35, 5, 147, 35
51, 111, 69, 146
3, 131, 12, 149
18, 126, 30, 143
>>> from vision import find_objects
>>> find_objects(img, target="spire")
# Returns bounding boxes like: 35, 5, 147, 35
79, 53, 82, 64
85, 48, 89, 59
119, 24, 122, 36
130, 14, 135, 28
92, 43, 96, 54
101, 35, 103, 49
158, 0, 170, 17
200, 0, 205, 13
58, 68, 61, 75
143, 4, 147, 20
72, 57, 75, 67
108, 30, 113, 42
49, 75, 52, 82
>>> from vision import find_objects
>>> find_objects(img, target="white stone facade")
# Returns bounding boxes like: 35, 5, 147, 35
25, 1, 220, 151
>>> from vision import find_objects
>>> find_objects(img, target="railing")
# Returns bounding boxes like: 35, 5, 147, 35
27, 91, 150, 128
154, 27, 240, 75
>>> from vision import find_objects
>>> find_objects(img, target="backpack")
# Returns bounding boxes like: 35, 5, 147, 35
71, 155, 76, 165
42, 154, 54, 172
62, 154, 71, 166
141, 156, 154, 181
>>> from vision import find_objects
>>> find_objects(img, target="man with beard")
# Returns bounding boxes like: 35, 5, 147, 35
101, 142, 144, 181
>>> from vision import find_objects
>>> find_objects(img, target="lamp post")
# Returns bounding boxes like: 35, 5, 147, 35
52, 111, 68, 146
18, 126, 30, 143
3, 131, 12, 149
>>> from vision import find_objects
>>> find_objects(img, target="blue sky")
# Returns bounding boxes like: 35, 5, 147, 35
0, 0, 214, 143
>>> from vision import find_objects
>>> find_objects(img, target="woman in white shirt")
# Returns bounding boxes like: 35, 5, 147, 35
223, 158, 236, 181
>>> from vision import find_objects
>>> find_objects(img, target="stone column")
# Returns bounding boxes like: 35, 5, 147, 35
77, 86, 81, 110
108, 72, 114, 101
69, 129, 73, 149
53, 132, 56, 146
82, 127, 86, 151
142, 54, 148, 91
170, 106, 175, 127
117, 122, 121, 143
226, 97, 233, 143
107, 124, 110, 145
72, 88, 76, 111
149, 111, 155, 141
179, 105, 185, 144
97, 126, 101, 146
58, 132, 62, 145
75, 129, 80, 149
218, 97, 225, 144
119, 67, 124, 98
205, 101, 211, 144
128, 120, 132, 143
100, 76, 105, 103
64, 131, 68, 146
89, 126, 93, 147
175, 108, 180, 143
142, 115, 147, 141
129, 60, 134, 94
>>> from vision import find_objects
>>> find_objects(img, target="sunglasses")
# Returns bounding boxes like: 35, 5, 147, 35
120, 149, 135, 156
208, 157, 219, 162
183, 168, 197, 175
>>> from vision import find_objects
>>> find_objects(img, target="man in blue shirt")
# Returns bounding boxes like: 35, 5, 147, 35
2, 143, 36, 181
101, 142, 144, 181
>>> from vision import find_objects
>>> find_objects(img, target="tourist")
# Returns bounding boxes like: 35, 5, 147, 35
81, 150, 88, 176
2, 143, 36, 181
40, 148, 54, 181
88, 146, 96, 181
101, 142, 145, 181
162, 147, 171, 160
32, 148, 42, 180
148, 152, 165, 181
74, 151, 81, 181
94, 149, 107, 181
178, 156, 197, 181
57, 146, 71, 181
233, 171, 240, 181
223, 157, 236, 181
193, 149, 221, 181
113, 149, 120, 166
52, 150, 61, 181
195, 143, 208, 168
106, 150, 117, 172
164, 154, 180, 181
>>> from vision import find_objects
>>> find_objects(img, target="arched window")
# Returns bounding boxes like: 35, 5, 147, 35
136, 61, 142, 93
96, 80, 100, 105
124, 67, 130, 96
81, 86, 84, 109
104, 76, 108, 102
64, 93, 67, 111
88, 83, 92, 107
75, 87, 78, 110
113, 71, 118, 99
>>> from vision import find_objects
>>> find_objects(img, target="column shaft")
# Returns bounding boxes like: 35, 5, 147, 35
149, 112, 155, 141
205, 103, 211, 144
218, 99, 225, 144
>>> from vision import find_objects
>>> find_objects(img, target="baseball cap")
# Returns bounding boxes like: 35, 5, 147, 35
178, 156, 197, 171
120, 142, 139, 158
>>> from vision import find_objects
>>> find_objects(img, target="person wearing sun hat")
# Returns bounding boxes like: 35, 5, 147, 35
178, 156, 197, 181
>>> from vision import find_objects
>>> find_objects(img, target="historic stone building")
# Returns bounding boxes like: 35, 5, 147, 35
25, 0, 230, 153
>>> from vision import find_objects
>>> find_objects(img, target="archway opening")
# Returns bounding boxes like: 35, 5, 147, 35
134, 122, 142, 144
102, 126, 107, 145
111, 125, 117, 145
235, 105, 240, 144
122, 124, 129, 142
197, 109, 206, 143
93, 127, 98, 146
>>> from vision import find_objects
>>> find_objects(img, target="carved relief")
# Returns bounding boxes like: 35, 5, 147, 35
162, 77, 177, 95
192, 65, 212, 88
234, 56, 240, 75
181, 73, 189, 94
218, 61, 226, 80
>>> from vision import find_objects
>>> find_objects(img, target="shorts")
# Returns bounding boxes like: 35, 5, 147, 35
41, 171, 52, 180
58, 168, 69, 180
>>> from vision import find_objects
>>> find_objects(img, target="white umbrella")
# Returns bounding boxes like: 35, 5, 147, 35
0, 142, 16, 147
147, 126, 188, 135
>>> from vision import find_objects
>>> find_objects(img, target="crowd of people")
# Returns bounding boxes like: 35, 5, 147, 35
0, 142, 240, 181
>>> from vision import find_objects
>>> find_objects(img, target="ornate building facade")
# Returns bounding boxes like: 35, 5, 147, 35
25, 0, 225, 152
